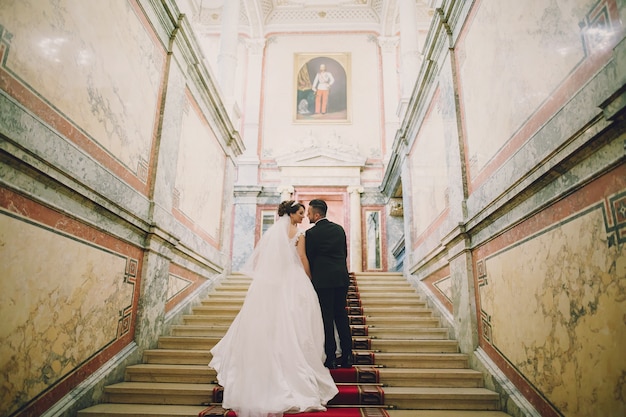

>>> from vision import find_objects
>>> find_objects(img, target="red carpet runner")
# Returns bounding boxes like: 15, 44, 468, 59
201, 273, 388, 417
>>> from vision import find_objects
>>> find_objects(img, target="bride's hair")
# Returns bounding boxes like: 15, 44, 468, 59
278, 200, 304, 216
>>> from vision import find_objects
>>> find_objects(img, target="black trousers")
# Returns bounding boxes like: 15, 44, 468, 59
316, 286, 352, 361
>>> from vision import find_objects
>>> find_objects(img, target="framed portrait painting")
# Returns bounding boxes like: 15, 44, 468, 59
294, 53, 351, 123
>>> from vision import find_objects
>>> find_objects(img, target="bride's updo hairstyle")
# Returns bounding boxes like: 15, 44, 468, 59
278, 200, 305, 217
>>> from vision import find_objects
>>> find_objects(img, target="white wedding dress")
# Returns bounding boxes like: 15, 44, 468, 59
209, 215, 338, 417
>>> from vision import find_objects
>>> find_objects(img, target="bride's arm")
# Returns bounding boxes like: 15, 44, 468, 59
296, 234, 312, 279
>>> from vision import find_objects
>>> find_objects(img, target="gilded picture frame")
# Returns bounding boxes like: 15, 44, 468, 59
294, 52, 351, 123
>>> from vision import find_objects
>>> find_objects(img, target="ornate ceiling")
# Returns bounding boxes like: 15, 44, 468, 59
191, 0, 435, 37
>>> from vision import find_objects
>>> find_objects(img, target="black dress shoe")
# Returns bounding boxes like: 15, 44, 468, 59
324, 359, 337, 369
339, 353, 353, 368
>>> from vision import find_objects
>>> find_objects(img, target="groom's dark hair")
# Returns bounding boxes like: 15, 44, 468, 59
309, 199, 328, 216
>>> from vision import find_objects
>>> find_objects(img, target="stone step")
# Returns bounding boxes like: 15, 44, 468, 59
355, 281, 411, 287
367, 352, 470, 369
384, 387, 500, 410
192, 297, 432, 315
350, 298, 427, 307
379, 368, 484, 388
216, 278, 250, 284
180, 315, 441, 328
217, 278, 251, 284
168, 325, 449, 339
361, 306, 433, 317
357, 291, 421, 299
153, 336, 460, 354
387, 412, 510, 417
126, 364, 216, 384
77, 403, 212, 416
78, 402, 508, 417
144, 348, 212, 364
352, 272, 405, 279
78, 403, 510, 417
205, 291, 248, 298
145, 346, 468, 369
353, 277, 407, 284
199, 298, 244, 306
125, 364, 483, 388
213, 284, 250, 291
361, 316, 441, 327
355, 326, 449, 339
156, 336, 221, 351
101, 382, 498, 410
191, 305, 242, 315
215, 282, 251, 289
169, 325, 230, 337
182, 315, 238, 325
102, 382, 215, 405
356, 286, 417, 293
369, 339, 459, 353
356, 297, 427, 306
192, 305, 435, 316
222, 273, 251, 279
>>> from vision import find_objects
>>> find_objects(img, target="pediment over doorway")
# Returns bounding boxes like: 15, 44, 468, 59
273, 146, 366, 186
275, 146, 366, 168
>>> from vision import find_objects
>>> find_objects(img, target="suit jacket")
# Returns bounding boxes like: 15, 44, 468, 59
305, 218, 350, 289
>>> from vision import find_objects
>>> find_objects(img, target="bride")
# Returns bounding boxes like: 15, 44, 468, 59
209, 200, 338, 417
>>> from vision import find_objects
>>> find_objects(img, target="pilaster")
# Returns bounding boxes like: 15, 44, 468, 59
232, 186, 263, 270
348, 185, 364, 272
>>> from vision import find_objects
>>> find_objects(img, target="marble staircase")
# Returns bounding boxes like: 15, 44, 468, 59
77, 272, 509, 417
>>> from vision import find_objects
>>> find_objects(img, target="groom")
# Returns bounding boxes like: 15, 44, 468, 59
305, 199, 353, 369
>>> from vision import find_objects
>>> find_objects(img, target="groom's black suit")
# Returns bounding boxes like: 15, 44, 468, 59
305, 218, 353, 368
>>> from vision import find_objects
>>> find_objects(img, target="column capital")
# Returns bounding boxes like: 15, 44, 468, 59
347, 186, 364, 194
276, 185, 294, 194
377, 36, 399, 53
245, 38, 266, 54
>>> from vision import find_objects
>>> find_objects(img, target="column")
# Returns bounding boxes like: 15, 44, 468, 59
277, 185, 294, 202
232, 186, 263, 270
397, 0, 422, 118
378, 36, 400, 161
217, 0, 239, 117
448, 240, 479, 354
348, 186, 364, 272
236, 38, 265, 186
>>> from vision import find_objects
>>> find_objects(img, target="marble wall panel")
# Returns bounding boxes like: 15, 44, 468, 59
407, 89, 449, 248
423, 266, 453, 314
231, 199, 261, 271
457, 0, 621, 187
0, 0, 165, 189
475, 166, 626, 417
0, 188, 141, 417
173, 92, 226, 247
384, 209, 404, 271
165, 263, 208, 313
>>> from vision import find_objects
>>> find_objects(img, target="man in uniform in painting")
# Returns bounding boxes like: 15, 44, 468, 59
311, 64, 335, 115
